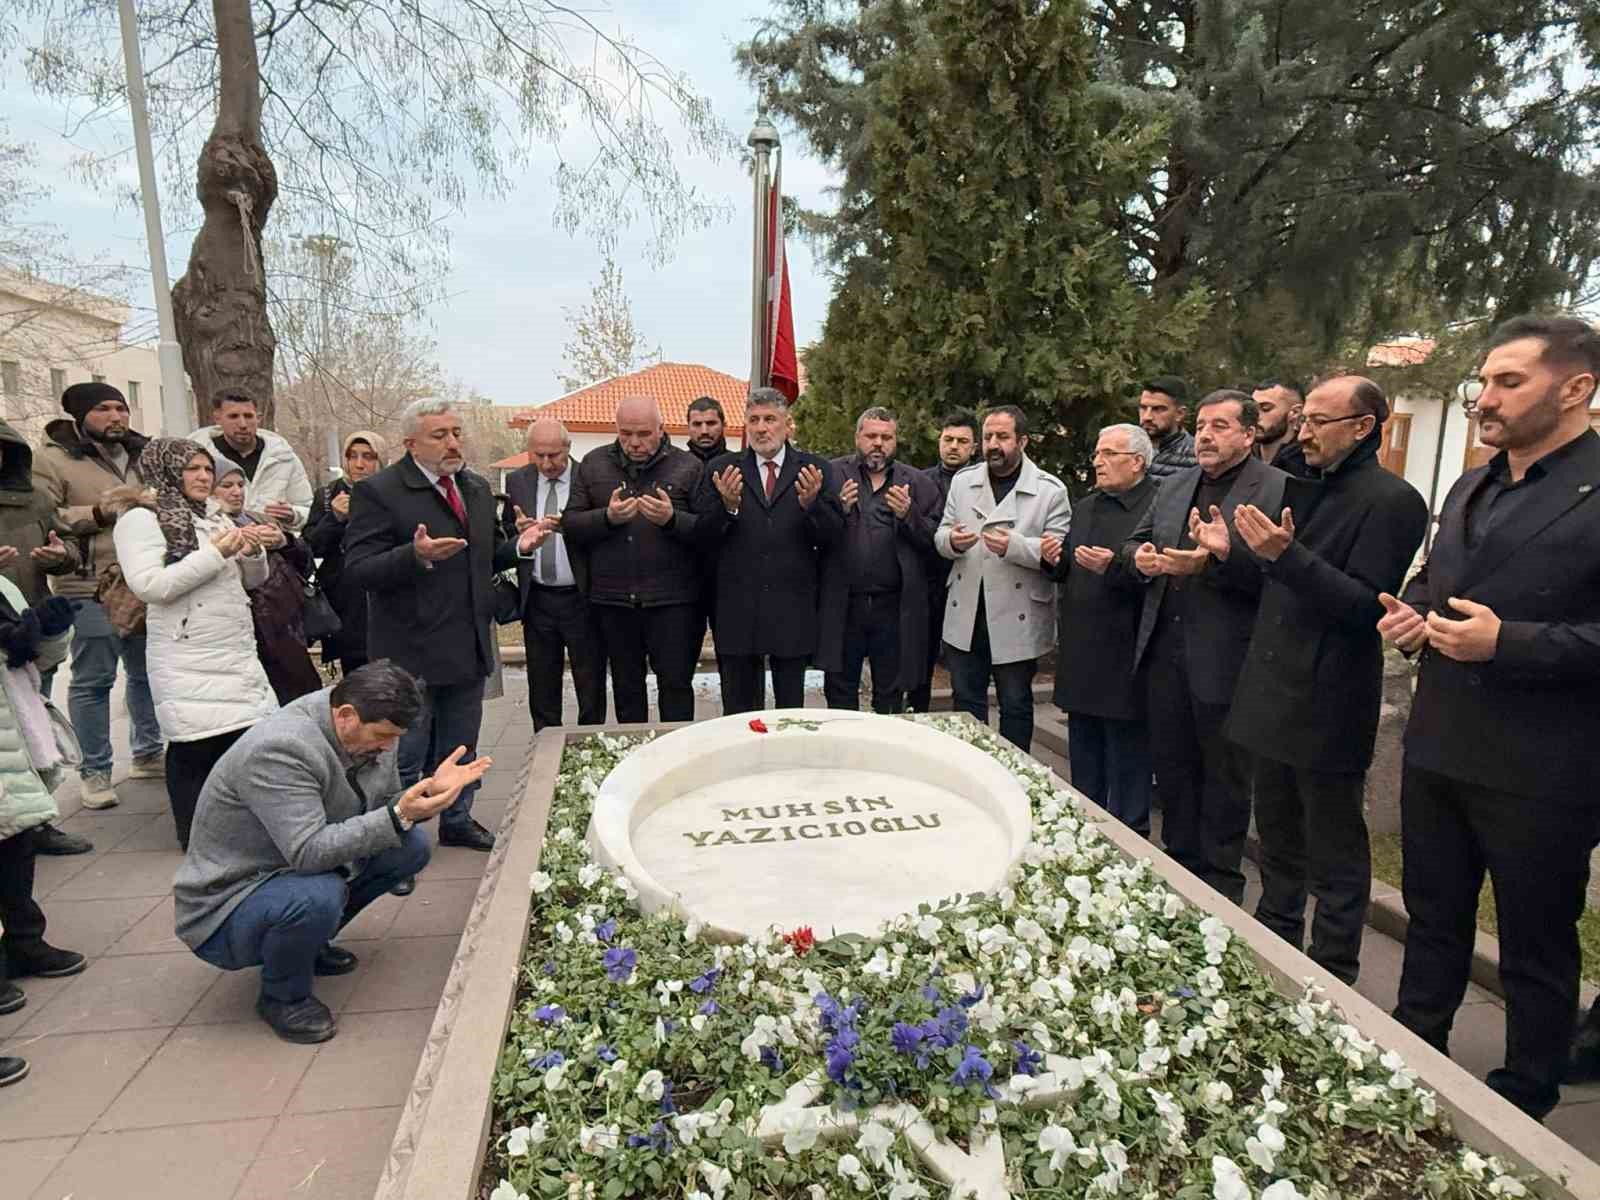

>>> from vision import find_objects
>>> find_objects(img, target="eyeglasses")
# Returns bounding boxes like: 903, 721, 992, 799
1092, 449, 1140, 461
1301, 413, 1371, 431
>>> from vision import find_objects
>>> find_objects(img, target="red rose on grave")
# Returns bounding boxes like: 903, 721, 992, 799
784, 926, 816, 956
749, 719, 769, 733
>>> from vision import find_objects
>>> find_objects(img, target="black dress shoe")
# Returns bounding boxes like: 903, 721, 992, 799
32, 824, 93, 856
4, 944, 86, 980
314, 944, 359, 976
1567, 1001, 1600, 1084
0, 1056, 28, 1087
439, 818, 495, 851
256, 994, 337, 1044
0, 982, 24, 1015
390, 876, 416, 896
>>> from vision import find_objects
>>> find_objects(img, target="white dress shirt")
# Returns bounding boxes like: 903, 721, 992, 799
518, 465, 575, 588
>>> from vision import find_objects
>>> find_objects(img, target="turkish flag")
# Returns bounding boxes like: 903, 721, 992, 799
767, 152, 800, 402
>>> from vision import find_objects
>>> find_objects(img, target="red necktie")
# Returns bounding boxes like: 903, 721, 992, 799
764, 459, 778, 500
438, 474, 468, 526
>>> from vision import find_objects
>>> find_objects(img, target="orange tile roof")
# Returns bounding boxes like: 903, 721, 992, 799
1366, 338, 1438, 367
507, 361, 750, 435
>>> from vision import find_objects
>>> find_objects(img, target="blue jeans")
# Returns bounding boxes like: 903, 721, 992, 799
397, 678, 485, 833
194, 827, 431, 1002
61, 599, 163, 777
944, 594, 1037, 752
1066, 712, 1152, 837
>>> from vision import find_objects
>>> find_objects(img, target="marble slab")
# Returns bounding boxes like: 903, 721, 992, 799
586, 710, 1033, 940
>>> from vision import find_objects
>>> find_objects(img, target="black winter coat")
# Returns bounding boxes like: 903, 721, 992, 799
816, 457, 942, 689
1048, 475, 1160, 720
1399, 428, 1600, 800
344, 456, 517, 686
1125, 455, 1288, 706
303, 479, 367, 661
1225, 435, 1428, 773
694, 444, 845, 658
561, 439, 704, 607
921, 462, 964, 592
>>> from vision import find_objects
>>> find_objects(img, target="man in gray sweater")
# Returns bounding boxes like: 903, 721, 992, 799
174, 661, 492, 1043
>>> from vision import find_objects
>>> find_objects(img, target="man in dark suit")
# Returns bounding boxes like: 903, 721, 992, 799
504, 418, 606, 731
817, 407, 942, 713
1126, 389, 1287, 903
1378, 315, 1600, 1119
563, 397, 704, 723
907, 410, 977, 712
345, 399, 547, 872
1042, 423, 1160, 836
694, 387, 844, 713
1225, 376, 1428, 984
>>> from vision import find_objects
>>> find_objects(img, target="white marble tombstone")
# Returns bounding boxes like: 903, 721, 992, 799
586, 709, 1033, 940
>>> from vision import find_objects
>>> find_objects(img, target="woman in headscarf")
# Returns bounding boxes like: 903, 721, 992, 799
110, 438, 277, 849
303, 431, 387, 675
212, 455, 325, 704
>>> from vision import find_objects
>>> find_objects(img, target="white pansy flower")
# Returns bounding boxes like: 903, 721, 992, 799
505, 1117, 547, 1156
1201, 1080, 1233, 1109
780, 1107, 821, 1154
577, 1123, 619, 1155
577, 863, 602, 888
1490, 1177, 1528, 1197
635, 1068, 665, 1101
1211, 1155, 1251, 1200
1461, 1151, 1488, 1180
1262, 1182, 1308, 1200
915, 914, 943, 941
856, 1120, 895, 1168
698, 1161, 733, 1200
489, 1182, 528, 1200
690, 1013, 708, 1033
1038, 1124, 1076, 1171
530, 871, 554, 894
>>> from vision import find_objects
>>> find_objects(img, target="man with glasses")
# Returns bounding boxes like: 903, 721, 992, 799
1040, 423, 1160, 835
1223, 376, 1428, 984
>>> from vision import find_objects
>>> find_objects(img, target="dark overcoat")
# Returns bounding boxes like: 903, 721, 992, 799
344, 456, 516, 687
693, 444, 844, 659
815, 456, 942, 689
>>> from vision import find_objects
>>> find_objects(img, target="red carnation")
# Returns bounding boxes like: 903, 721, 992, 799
749, 718, 769, 733
783, 926, 816, 956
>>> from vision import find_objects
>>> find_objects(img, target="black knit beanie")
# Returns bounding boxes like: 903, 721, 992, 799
62, 381, 127, 428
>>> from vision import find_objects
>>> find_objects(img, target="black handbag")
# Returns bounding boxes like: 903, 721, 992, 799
302, 579, 344, 642
492, 571, 522, 626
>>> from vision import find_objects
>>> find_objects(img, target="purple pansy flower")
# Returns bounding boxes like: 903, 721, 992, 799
760, 1045, 785, 1074
698, 998, 719, 1016
533, 1004, 565, 1024
594, 917, 617, 944
528, 1049, 565, 1070
1013, 1039, 1043, 1076
602, 946, 637, 982
949, 1044, 999, 1097
595, 1043, 618, 1062
688, 968, 721, 994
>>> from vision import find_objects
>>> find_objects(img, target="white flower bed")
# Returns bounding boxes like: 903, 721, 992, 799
485, 718, 1537, 1200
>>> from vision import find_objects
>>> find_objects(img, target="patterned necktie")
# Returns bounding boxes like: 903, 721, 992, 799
539, 477, 559, 584
764, 459, 778, 501
438, 474, 468, 526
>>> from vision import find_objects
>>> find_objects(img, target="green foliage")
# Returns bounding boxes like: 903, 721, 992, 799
745, 0, 1600, 403
787, 0, 1208, 476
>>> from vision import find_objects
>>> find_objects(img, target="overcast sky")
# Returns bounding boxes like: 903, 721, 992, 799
2, 1, 836, 406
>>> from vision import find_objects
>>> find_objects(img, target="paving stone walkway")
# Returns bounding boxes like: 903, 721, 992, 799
0, 677, 1594, 1198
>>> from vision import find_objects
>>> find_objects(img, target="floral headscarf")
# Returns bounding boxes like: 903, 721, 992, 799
137, 437, 211, 565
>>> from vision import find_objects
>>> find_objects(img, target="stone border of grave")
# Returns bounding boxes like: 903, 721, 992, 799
373, 718, 1600, 1200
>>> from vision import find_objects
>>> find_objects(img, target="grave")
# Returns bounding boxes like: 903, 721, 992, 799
586, 710, 1032, 940
376, 714, 1600, 1200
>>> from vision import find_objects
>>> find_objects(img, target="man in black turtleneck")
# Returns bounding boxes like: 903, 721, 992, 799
1225, 376, 1427, 984
908, 410, 977, 711
686, 396, 730, 660
1126, 389, 1287, 903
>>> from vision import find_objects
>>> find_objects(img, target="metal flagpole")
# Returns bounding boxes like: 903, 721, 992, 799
117, 0, 191, 435
747, 116, 780, 391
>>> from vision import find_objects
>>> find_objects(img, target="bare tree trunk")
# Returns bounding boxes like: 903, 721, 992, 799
171, 0, 278, 428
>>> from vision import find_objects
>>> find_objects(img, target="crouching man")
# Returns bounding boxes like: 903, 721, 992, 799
173, 660, 491, 1044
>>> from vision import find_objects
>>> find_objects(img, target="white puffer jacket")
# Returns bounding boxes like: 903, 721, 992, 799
112, 506, 279, 742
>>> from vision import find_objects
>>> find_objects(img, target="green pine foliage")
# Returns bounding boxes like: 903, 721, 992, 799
744, 0, 1600, 442
776, 0, 1209, 475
